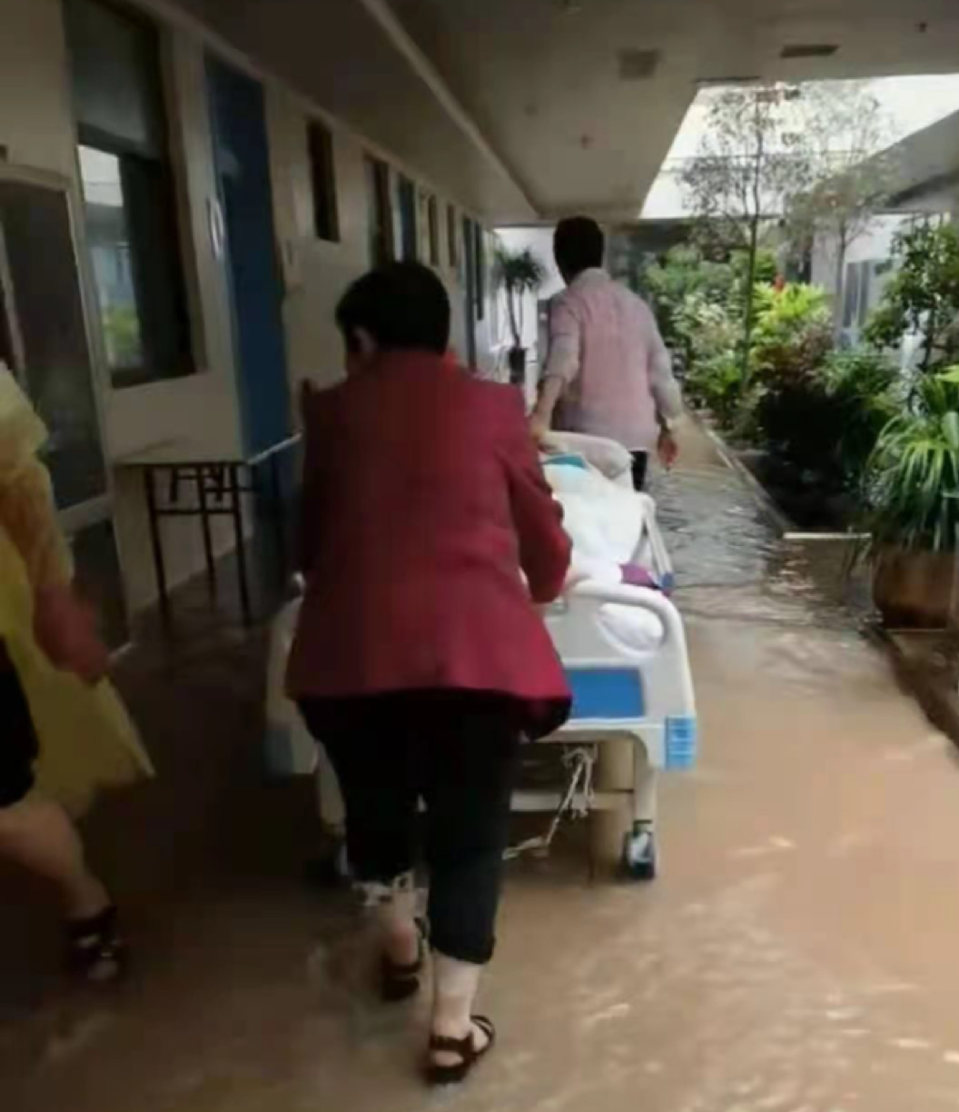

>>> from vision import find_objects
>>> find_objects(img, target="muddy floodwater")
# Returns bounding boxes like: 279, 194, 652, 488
4, 422, 959, 1112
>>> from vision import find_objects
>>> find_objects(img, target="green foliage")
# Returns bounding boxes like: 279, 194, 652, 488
756, 348, 897, 489
675, 291, 745, 422
730, 248, 777, 289
102, 304, 142, 369
751, 284, 832, 375
639, 246, 736, 354
864, 222, 959, 372
865, 370, 959, 551
496, 247, 546, 349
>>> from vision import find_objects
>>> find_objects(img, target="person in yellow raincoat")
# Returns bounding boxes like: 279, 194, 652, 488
0, 364, 152, 981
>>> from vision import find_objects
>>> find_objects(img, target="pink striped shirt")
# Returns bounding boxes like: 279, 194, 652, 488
543, 269, 682, 452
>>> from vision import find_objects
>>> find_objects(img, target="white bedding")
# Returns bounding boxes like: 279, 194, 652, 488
595, 602, 665, 654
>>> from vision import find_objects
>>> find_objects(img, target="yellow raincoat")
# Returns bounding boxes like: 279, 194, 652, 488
0, 367, 152, 816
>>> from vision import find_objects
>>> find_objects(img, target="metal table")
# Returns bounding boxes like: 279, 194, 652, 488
118, 435, 300, 627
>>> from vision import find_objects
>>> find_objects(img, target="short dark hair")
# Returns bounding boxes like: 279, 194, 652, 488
554, 216, 605, 278
335, 261, 450, 354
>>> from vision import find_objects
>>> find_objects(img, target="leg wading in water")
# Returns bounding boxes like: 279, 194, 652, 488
300, 692, 521, 1083
0, 654, 125, 981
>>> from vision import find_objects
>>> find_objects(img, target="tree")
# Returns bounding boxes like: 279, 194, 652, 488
679, 84, 811, 381
496, 247, 546, 353
865, 221, 959, 372
782, 82, 895, 337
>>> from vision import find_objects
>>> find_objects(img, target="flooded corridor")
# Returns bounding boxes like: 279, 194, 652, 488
5, 421, 959, 1112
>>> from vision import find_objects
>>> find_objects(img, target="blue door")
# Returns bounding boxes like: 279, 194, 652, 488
207, 57, 290, 456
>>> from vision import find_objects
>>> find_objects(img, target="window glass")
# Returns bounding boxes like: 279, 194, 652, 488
475, 224, 486, 321
308, 122, 339, 242
65, 0, 165, 156
447, 204, 458, 269
366, 157, 393, 266
0, 179, 107, 508
67, 0, 194, 388
397, 175, 417, 261
427, 196, 439, 266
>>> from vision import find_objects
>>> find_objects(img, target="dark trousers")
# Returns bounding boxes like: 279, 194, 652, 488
298, 691, 522, 965
631, 450, 649, 491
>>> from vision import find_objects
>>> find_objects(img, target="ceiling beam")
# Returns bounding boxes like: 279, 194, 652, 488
354, 0, 539, 219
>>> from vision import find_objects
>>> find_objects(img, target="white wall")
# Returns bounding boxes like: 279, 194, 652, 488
1, 0, 505, 616
811, 214, 908, 298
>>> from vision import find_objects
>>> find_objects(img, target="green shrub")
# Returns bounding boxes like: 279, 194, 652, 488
676, 292, 745, 424
750, 283, 833, 385
640, 246, 736, 357
756, 348, 897, 491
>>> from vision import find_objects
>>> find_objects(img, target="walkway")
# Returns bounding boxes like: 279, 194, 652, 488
4, 422, 959, 1112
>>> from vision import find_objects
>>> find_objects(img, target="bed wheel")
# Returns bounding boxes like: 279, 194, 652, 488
623, 823, 657, 881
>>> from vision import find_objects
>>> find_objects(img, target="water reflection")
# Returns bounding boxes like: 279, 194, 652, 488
650, 464, 874, 631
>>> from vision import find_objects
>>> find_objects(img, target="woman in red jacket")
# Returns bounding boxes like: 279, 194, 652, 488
288, 262, 571, 1084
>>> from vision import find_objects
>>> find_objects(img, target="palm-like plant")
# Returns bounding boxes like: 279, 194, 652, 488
866, 369, 959, 552
496, 247, 546, 352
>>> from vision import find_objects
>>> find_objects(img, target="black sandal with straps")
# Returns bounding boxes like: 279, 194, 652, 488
380, 918, 428, 1002
66, 905, 127, 983
426, 1016, 496, 1086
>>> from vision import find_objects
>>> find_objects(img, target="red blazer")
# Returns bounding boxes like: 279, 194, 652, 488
286, 352, 571, 724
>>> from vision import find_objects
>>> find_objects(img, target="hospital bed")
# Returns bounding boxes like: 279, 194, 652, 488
264, 436, 697, 881
509, 443, 697, 878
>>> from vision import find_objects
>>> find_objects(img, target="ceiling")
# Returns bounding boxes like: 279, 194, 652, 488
170, 0, 959, 224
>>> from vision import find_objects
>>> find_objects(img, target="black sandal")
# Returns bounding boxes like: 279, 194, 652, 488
380, 919, 427, 1002
426, 1016, 496, 1086
66, 905, 126, 983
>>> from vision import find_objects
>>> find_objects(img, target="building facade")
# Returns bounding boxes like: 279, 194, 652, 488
0, 0, 508, 635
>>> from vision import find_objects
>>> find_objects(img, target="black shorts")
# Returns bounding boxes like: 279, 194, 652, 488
0, 642, 38, 808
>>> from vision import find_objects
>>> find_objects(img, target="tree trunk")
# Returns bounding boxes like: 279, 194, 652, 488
833, 231, 848, 345
506, 283, 521, 349
740, 215, 759, 387
741, 112, 764, 389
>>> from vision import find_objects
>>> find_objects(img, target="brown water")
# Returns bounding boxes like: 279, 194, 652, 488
5, 422, 959, 1112
652, 461, 873, 632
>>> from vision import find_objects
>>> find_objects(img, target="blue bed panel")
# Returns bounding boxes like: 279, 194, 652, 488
566, 667, 644, 720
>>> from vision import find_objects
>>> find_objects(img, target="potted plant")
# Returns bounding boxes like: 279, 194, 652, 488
865, 370, 959, 627
496, 247, 546, 385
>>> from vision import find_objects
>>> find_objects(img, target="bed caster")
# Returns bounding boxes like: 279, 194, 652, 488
622, 823, 657, 881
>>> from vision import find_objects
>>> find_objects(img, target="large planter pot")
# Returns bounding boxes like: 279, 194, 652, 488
872, 546, 959, 629
507, 346, 527, 386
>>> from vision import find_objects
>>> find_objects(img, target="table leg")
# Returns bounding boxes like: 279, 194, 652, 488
269, 455, 288, 588
197, 465, 218, 601
143, 468, 171, 627
229, 464, 252, 626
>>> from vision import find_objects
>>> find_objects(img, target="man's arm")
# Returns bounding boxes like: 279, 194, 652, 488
647, 309, 683, 426
531, 296, 581, 441
644, 305, 683, 467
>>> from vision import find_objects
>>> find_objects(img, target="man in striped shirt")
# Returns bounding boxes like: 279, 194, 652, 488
531, 217, 683, 489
